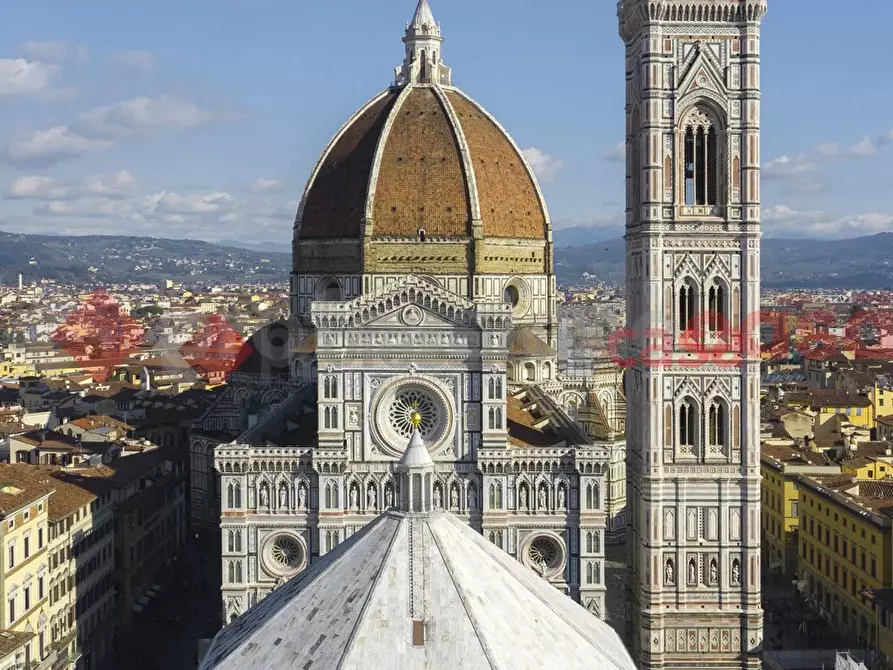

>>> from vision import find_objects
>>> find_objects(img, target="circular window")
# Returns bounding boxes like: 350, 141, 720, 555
502, 278, 531, 317
388, 388, 439, 439
371, 378, 454, 458
503, 285, 520, 308
521, 532, 566, 577
261, 532, 307, 578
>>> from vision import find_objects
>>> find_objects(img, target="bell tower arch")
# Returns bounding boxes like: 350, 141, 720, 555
618, 1, 768, 668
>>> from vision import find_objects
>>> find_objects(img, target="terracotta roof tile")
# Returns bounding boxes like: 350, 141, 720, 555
0, 630, 33, 657
507, 327, 553, 357
0, 464, 55, 516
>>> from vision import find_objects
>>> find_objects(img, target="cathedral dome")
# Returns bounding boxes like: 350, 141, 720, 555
292, 0, 553, 277
296, 86, 549, 242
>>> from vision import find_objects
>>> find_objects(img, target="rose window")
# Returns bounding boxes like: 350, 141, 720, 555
388, 389, 439, 438
522, 534, 565, 575
262, 533, 306, 577
271, 536, 303, 569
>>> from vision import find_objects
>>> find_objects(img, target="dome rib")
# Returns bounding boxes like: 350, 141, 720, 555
369, 86, 472, 238
444, 89, 551, 240
296, 89, 401, 239
431, 85, 482, 225
363, 84, 415, 228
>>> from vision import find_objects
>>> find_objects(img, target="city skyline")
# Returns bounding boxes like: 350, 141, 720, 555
1, 0, 891, 244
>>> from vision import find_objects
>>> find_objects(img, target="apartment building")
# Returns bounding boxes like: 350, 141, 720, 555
44, 473, 115, 670
0, 464, 52, 667
760, 442, 840, 579
797, 473, 893, 651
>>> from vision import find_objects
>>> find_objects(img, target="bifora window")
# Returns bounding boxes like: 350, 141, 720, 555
682, 107, 719, 206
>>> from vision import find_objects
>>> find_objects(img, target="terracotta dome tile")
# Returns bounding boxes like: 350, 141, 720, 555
300, 90, 401, 239
444, 90, 548, 239
372, 87, 470, 237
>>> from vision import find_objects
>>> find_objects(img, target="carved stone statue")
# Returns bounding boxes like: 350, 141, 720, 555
433, 485, 442, 509
689, 560, 697, 584
298, 484, 306, 509
519, 485, 528, 510
385, 484, 393, 508
731, 560, 740, 585
467, 486, 476, 510
557, 485, 566, 509
710, 560, 717, 584
450, 485, 459, 509
278, 484, 287, 509
259, 484, 269, 508
665, 560, 674, 585
350, 484, 358, 510
367, 486, 376, 511
538, 486, 548, 511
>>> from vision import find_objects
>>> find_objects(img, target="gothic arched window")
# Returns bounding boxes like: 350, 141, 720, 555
707, 280, 727, 335
324, 407, 331, 429
488, 378, 495, 399
227, 531, 234, 552
227, 483, 234, 509
708, 399, 727, 448
496, 377, 503, 398
679, 399, 696, 447
234, 483, 241, 508
586, 482, 601, 510
235, 531, 242, 552
678, 280, 698, 332
227, 562, 235, 583
682, 107, 720, 206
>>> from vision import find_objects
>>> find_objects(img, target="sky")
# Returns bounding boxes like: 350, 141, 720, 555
1, 0, 892, 245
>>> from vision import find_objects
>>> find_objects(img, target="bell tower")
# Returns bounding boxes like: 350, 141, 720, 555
618, 1, 767, 668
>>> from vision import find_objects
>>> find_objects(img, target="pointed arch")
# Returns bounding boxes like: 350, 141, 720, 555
678, 396, 697, 448
708, 397, 728, 449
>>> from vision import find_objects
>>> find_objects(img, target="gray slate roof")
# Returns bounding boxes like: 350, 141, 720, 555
200, 511, 635, 670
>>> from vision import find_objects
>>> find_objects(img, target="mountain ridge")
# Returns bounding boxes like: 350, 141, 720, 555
2, 229, 891, 290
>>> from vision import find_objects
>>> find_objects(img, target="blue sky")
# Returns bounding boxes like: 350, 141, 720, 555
1, 0, 891, 244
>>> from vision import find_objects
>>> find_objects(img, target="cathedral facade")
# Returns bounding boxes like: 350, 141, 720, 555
619, 1, 767, 668
204, 0, 626, 627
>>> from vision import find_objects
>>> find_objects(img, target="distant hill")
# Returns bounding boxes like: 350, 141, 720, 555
0, 231, 290, 287
552, 229, 893, 289
3, 230, 892, 290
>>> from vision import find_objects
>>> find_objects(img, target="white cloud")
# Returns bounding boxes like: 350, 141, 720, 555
761, 204, 893, 238
845, 136, 879, 157
6, 126, 112, 167
6, 176, 71, 200
603, 142, 626, 162
762, 154, 818, 178
75, 95, 223, 140
6, 170, 138, 201
107, 50, 156, 73
246, 178, 286, 194
153, 191, 233, 215
20, 41, 88, 63
6, 95, 234, 167
0, 58, 59, 97
521, 147, 563, 183
83, 170, 138, 199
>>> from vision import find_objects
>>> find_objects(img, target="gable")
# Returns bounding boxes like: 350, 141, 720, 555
678, 43, 727, 100
313, 275, 481, 330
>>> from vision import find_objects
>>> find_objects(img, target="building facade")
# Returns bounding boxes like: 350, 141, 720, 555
211, 0, 622, 627
0, 466, 51, 669
618, 0, 767, 667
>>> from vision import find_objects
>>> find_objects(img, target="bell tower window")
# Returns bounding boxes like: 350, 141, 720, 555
707, 281, 727, 335
678, 280, 697, 333
682, 108, 720, 207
